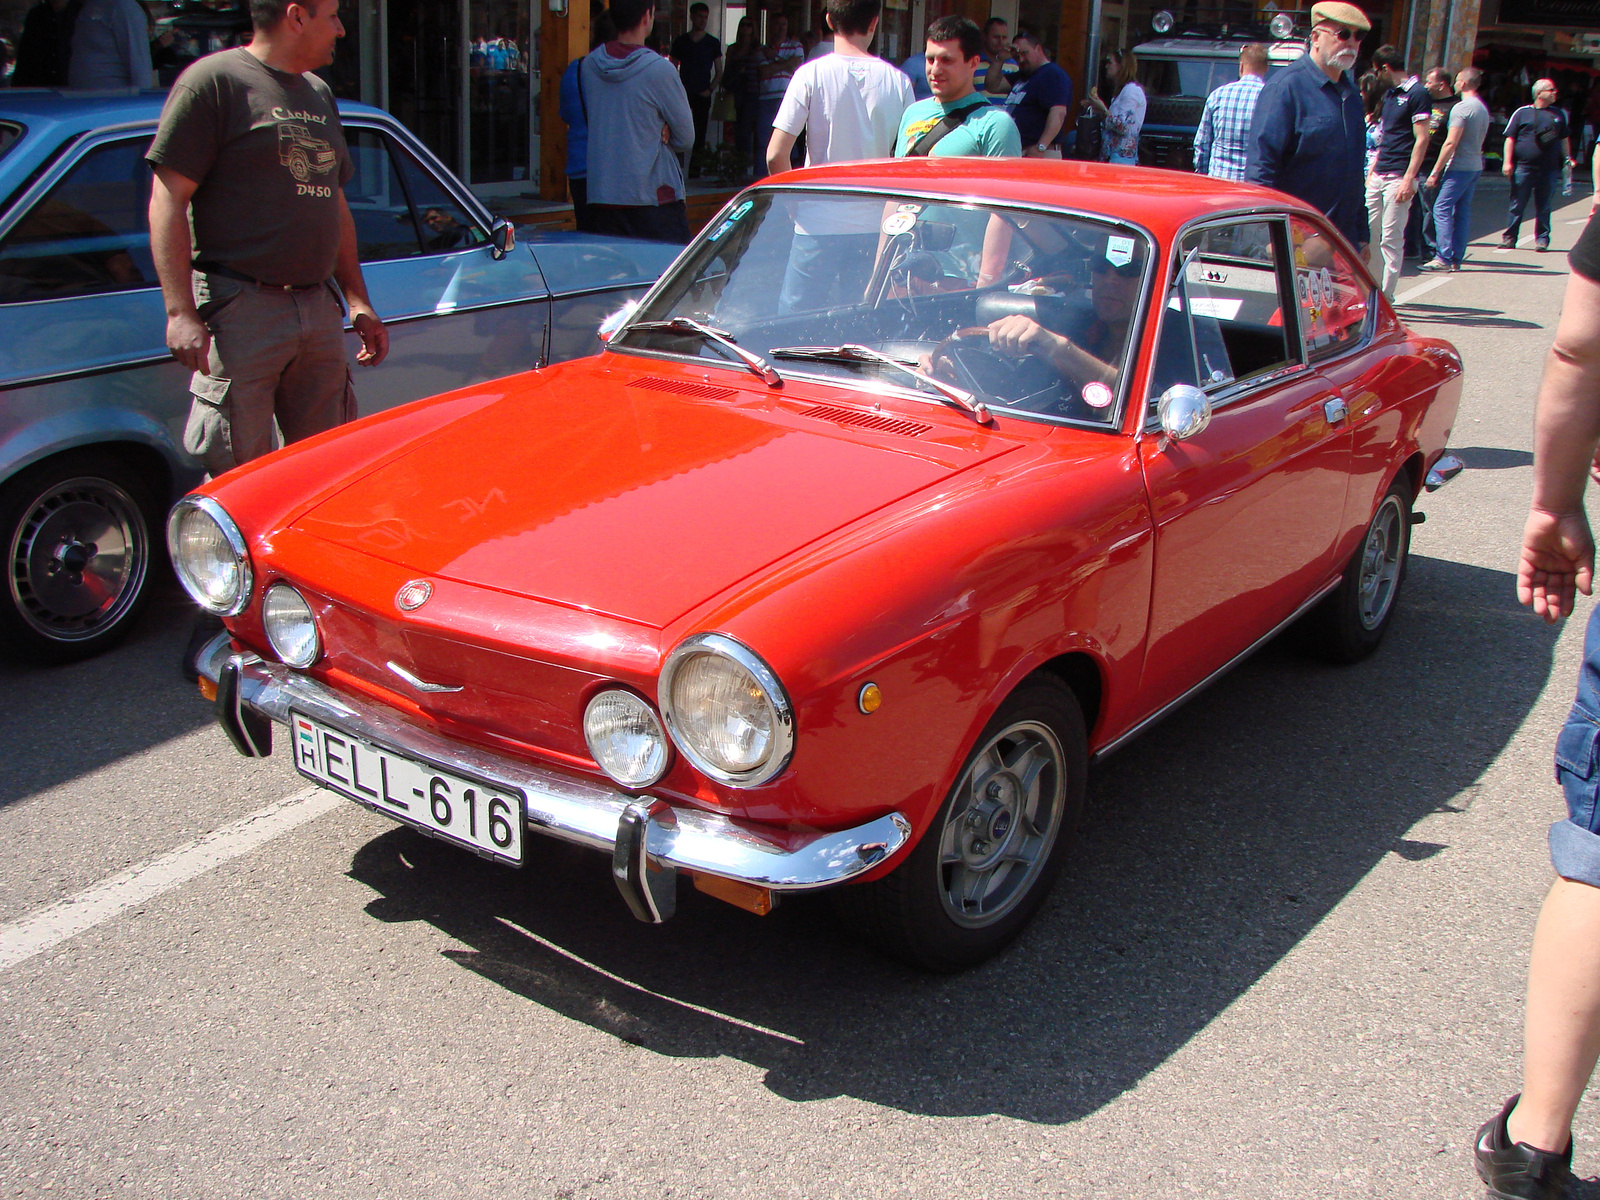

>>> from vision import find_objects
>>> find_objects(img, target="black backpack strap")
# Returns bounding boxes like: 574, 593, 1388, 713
577, 55, 589, 123
905, 99, 984, 157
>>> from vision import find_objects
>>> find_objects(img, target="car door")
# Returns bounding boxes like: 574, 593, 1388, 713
0, 127, 193, 480
1135, 215, 1352, 712
339, 120, 552, 414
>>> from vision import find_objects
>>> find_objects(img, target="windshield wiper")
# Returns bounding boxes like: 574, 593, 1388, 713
622, 317, 781, 387
770, 344, 991, 424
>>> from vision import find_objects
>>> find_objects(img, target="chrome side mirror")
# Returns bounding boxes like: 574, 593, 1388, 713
597, 298, 639, 344
490, 217, 515, 260
1157, 384, 1212, 443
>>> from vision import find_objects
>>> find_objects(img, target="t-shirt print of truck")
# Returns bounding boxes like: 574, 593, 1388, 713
278, 123, 337, 181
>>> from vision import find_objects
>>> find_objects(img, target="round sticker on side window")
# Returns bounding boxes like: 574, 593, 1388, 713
882, 211, 918, 236
1082, 381, 1115, 409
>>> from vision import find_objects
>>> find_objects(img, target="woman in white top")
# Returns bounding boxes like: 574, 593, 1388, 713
1084, 50, 1145, 166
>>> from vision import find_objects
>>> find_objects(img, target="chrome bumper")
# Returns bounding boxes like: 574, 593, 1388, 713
1425, 452, 1464, 491
194, 634, 911, 922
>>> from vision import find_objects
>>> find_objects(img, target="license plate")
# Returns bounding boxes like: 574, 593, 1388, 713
290, 710, 524, 865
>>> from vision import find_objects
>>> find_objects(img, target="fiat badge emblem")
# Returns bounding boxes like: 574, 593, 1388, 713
395, 579, 433, 612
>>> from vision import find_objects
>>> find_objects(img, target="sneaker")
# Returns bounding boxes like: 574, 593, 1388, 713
1501, 234, 1518, 248
1418, 258, 1451, 272
1537, 238, 1552, 252
1475, 1094, 1577, 1200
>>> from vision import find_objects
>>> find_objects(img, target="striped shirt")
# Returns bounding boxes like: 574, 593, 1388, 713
1195, 72, 1265, 181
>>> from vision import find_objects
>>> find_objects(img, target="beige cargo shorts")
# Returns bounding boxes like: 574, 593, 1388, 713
183, 270, 356, 477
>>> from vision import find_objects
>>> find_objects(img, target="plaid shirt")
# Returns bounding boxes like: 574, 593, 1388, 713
1195, 72, 1265, 181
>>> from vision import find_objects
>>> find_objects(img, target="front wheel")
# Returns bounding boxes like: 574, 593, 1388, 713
0, 451, 159, 664
1301, 476, 1412, 663
834, 676, 1087, 971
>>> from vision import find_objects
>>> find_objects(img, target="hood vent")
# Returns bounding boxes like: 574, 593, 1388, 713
628, 376, 738, 400
799, 404, 931, 439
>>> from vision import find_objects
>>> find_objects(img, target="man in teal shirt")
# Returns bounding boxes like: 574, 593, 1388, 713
894, 14, 1021, 157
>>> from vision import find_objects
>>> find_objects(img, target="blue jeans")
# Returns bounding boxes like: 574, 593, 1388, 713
1506, 162, 1557, 244
1552, 605, 1600, 886
779, 231, 878, 314
1432, 168, 1479, 266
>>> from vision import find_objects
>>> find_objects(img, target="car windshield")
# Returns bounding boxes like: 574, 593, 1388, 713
615, 190, 1152, 426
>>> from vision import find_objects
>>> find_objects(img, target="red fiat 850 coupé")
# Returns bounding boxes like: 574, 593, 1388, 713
174, 160, 1463, 970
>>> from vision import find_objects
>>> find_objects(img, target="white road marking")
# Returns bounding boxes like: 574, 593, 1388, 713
497, 915, 807, 1045
1394, 273, 1456, 305
0, 786, 340, 972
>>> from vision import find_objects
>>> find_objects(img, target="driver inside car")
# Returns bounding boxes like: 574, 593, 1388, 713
981, 245, 1144, 389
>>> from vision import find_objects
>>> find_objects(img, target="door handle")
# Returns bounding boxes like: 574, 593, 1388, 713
1323, 396, 1349, 424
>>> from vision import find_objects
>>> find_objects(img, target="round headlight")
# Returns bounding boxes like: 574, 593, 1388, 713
660, 633, 793, 787
1151, 8, 1175, 32
166, 496, 252, 616
584, 689, 670, 787
262, 583, 320, 668
1269, 11, 1296, 38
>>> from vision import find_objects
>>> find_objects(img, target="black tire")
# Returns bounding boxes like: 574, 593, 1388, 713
0, 450, 160, 665
833, 675, 1087, 972
1301, 476, 1412, 664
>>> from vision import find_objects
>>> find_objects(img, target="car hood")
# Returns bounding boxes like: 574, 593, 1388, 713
290, 364, 1023, 628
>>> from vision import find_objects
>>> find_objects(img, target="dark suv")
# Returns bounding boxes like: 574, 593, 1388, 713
1134, 14, 1306, 171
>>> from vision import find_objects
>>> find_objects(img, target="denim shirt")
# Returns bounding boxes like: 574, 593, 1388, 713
1246, 52, 1368, 249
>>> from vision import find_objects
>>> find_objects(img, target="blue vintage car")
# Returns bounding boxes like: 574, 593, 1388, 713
0, 89, 678, 664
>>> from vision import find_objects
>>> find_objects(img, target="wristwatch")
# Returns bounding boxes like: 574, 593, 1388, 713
1035, 142, 1049, 152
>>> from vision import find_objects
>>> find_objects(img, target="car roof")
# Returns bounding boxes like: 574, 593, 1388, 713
759, 157, 1319, 240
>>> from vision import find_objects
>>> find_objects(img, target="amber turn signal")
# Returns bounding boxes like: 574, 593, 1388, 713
692, 872, 776, 916
858, 682, 882, 714
198, 676, 218, 702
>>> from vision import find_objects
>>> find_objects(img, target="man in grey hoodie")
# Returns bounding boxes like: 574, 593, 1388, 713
581, 0, 695, 242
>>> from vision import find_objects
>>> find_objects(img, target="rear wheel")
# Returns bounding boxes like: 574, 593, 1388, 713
1301, 476, 1412, 664
834, 676, 1087, 971
0, 451, 160, 664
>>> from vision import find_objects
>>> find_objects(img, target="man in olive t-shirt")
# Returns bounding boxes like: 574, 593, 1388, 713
146, 0, 387, 478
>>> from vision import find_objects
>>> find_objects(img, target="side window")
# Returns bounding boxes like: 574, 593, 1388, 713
0, 139, 154, 302
1291, 216, 1371, 360
389, 138, 486, 255
345, 129, 423, 262
1176, 220, 1295, 389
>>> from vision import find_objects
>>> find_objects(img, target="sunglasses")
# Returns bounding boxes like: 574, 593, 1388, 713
1314, 24, 1358, 40
1091, 258, 1142, 279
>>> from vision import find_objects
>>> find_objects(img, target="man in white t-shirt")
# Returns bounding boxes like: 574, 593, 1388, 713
766, 0, 913, 312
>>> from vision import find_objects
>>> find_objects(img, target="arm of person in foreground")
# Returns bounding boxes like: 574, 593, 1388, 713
1397, 114, 1430, 201
1193, 95, 1216, 173
1504, 134, 1517, 177
149, 164, 208, 373
766, 127, 798, 174
1520, 267, 1600, 620
334, 191, 389, 366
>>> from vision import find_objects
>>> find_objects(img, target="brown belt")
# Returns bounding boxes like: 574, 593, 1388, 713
194, 262, 326, 292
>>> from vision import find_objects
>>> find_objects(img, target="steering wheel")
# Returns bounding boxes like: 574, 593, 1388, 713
928, 327, 1006, 397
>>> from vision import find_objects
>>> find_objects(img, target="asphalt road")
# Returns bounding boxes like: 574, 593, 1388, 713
2, 183, 1598, 1200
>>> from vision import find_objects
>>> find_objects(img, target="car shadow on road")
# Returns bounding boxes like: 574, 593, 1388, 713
0, 577, 212, 810
1454, 447, 1535, 470
345, 554, 1559, 1124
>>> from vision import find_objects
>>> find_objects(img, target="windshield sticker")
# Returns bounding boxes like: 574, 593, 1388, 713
708, 199, 755, 241
1105, 235, 1136, 268
882, 211, 918, 236
1082, 381, 1114, 409
896, 203, 923, 213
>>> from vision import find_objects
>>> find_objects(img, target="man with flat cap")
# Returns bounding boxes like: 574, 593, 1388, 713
1246, 1, 1370, 256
